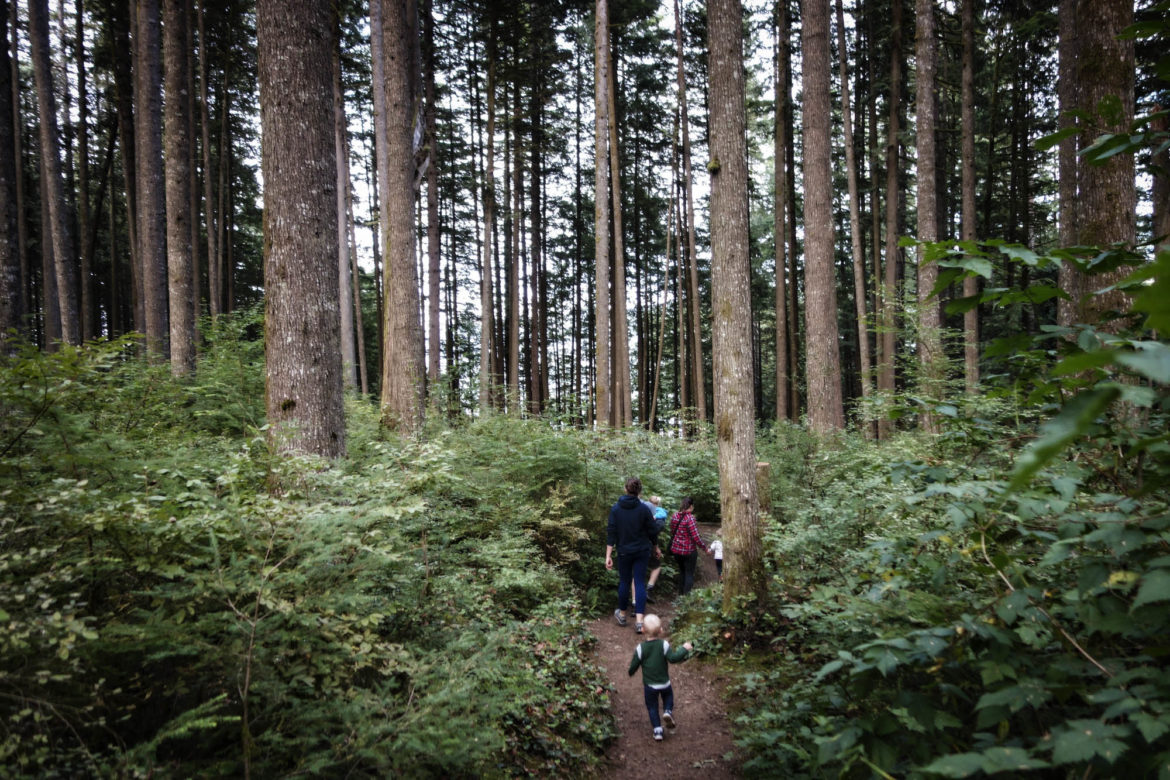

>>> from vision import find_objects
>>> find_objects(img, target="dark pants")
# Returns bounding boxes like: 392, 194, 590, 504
643, 684, 674, 730
675, 551, 698, 595
617, 551, 649, 615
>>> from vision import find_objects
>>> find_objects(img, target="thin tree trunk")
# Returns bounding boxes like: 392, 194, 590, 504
423, 0, 441, 387
915, 0, 940, 432
186, 0, 199, 329
257, 0, 345, 458
773, 0, 789, 423
608, 34, 631, 428
29, 0, 79, 345
508, 80, 521, 414
594, 0, 612, 428
198, 0, 218, 315
674, 0, 705, 427
76, 0, 97, 339
802, 0, 844, 433
333, 18, 357, 390
164, 0, 194, 374
835, 0, 873, 435
961, 0, 979, 389
215, 74, 229, 312
0, 0, 19, 340
479, 8, 498, 412
709, 0, 764, 612
877, 0, 903, 439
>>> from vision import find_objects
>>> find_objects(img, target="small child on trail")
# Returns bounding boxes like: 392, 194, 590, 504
707, 530, 724, 581
627, 613, 693, 741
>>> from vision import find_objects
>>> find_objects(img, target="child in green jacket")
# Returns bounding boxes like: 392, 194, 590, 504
627, 613, 693, 741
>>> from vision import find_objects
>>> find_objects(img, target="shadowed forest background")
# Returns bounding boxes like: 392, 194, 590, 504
2, 0, 1169, 776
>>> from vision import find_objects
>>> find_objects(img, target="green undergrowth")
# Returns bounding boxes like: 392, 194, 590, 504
0, 312, 727, 777
693, 247, 1170, 778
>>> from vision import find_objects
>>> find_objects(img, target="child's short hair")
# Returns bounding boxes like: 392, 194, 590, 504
650, 495, 662, 506
642, 613, 663, 637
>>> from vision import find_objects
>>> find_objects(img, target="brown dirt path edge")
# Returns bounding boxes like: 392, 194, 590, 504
590, 522, 740, 779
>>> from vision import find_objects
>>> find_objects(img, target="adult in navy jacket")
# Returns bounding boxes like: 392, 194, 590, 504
605, 477, 659, 632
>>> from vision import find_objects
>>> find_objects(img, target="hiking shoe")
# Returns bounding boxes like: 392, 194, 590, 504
635, 622, 644, 634
653, 727, 663, 741
613, 609, 627, 626
663, 710, 676, 729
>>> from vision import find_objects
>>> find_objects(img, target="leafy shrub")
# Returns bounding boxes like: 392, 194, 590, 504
727, 247, 1170, 778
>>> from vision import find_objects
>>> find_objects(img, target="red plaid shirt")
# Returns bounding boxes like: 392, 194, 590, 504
669, 510, 704, 555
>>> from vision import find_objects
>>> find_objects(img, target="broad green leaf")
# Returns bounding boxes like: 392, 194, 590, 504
1132, 569, 1170, 610
1052, 349, 1117, 377
1115, 342, 1170, 384
921, 752, 986, 777
1009, 386, 1121, 491
945, 295, 982, 315
1035, 125, 1080, 151
997, 244, 1041, 266
1133, 712, 1170, 743
1050, 720, 1129, 765
977, 682, 1051, 713
937, 256, 995, 279
980, 746, 1049, 773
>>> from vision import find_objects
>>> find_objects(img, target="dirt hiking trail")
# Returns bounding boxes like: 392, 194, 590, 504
590, 522, 740, 779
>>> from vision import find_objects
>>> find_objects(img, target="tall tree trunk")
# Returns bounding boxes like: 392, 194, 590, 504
709, 0, 764, 611
164, 0, 194, 374
134, 0, 168, 358
0, 0, 19, 340
877, 0, 903, 439
215, 76, 230, 311
423, 0, 441, 387
836, 0, 873, 436
76, 0, 97, 340
185, 0, 199, 329
379, 0, 425, 432
802, 0, 845, 433
508, 81, 521, 414
479, 9, 498, 412
594, 0, 612, 427
29, 0, 79, 345
1060, 0, 1135, 329
674, 0, 706, 427
198, 0, 218, 316
608, 34, 631, 428
773, 0, 790, 423
333, 18, 357, 390
257, 0, 345, 458
961, 0, 979, 389
915, 0, 940, 432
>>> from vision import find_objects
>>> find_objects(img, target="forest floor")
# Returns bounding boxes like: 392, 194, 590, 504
590, 522, 740, 779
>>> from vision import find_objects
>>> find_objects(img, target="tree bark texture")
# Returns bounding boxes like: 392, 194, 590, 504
424, 0, 442, 387
836, 0, 873, 436
258, 0, 345, 457
197, 0, 219, 317
133, 0, 169, 358
29, 0, 79, 345
479, 12, 498, 411
915, 0, 941, 432
773, 0, 789, 423
594, 0, 612, 428
379, 0, 425, 432
708, 0, 764, 610
333, 23, 357, 390
674, 0, 705, 426
164, 0, 195, 374
1059, 0, 1135, 329
877, 0, 903, 439
0, 0, 19, 339
802, 0, 845, 434
961, 0, 979, 389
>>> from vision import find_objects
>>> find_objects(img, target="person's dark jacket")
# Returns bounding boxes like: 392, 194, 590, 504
607, 494, 657, 556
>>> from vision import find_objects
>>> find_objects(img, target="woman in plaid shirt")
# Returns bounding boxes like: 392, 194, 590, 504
668, 497, 705, 596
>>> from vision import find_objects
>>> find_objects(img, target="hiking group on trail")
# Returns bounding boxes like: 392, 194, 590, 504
605, 477, 719, 742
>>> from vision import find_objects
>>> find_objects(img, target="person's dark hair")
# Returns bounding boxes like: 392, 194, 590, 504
679, 497, 694, 512
625, 477, 642, 495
